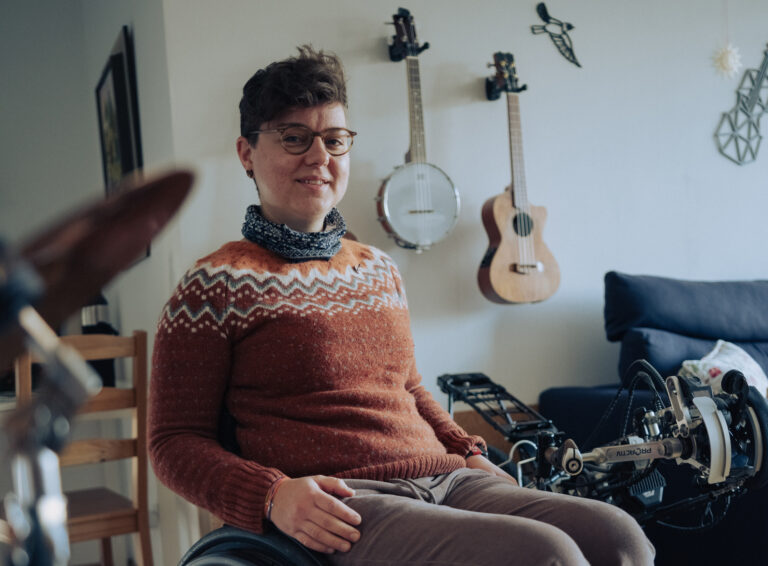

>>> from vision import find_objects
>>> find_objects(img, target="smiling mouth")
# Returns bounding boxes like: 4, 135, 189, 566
298, 179, 329, 186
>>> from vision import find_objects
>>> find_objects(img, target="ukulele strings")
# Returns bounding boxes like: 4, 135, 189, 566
508, 92, 535, 269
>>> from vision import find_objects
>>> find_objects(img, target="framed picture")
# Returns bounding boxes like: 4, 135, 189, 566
95, 25, 147, 258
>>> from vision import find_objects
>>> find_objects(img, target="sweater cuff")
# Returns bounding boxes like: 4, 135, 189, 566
441, 429, 488, 458
218, 463, 288, 534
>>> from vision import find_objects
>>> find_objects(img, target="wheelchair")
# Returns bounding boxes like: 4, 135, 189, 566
178, 525, 327, 566
177, 409, 328, 566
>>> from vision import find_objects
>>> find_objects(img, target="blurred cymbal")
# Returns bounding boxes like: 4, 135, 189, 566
0, 169, 194, 369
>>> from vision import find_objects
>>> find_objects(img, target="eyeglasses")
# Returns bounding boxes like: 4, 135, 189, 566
247, 124, 357, 156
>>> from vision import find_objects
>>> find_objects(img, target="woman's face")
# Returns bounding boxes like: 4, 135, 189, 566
237, 103, 350, 233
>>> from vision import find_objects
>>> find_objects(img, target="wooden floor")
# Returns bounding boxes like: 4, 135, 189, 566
453, 408, 539, 454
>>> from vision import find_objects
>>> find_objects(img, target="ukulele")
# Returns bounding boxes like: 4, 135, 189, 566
478, 52, 560, 304
376, 7, 459, 252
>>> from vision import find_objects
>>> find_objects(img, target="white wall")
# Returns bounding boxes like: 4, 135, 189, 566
160, 0, 768, 408
0, 2, 100, 563
0, 1, 96, 242
2, 0, 768, 563
75, 4, 193, 565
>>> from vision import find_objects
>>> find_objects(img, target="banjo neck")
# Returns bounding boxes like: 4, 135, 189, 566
406, 56, 427, 164
506, 91, 529, 212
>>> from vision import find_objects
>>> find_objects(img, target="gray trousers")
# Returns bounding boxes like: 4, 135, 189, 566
329, 469, 655, 566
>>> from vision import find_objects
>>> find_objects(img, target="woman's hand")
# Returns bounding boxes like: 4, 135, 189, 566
466, 454, 519, 486
270, 476, 362, 554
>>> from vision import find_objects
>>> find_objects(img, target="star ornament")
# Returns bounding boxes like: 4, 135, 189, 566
713, 43, 743, 78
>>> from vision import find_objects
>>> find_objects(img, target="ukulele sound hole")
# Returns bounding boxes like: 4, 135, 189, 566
513, 213, 534, 237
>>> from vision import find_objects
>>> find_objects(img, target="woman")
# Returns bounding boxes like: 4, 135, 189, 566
149, 46, 654, 565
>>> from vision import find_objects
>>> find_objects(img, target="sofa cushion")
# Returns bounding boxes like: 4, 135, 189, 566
604, 271, 768, 342
618, 327, 768, 381
618, 327, 716, 378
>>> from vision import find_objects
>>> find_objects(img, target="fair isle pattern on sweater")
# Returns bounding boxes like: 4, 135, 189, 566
149, 238, 484, 534
158, 245, 407, 337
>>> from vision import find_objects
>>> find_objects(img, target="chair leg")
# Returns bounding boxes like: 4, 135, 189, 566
133, 529, 153, 566
100, 537, 114, 566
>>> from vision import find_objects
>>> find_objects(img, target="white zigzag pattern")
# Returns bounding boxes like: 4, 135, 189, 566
163, 248, 407, 325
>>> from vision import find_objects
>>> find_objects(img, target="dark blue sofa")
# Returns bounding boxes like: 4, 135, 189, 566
539, 271, 768, 566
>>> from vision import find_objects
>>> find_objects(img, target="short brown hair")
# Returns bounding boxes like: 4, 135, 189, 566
239, 45, 347, 142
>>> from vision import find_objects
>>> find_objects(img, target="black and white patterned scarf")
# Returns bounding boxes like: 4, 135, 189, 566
241, 205, 347, 261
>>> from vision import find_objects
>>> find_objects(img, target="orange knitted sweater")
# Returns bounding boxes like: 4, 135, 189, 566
148, 238, 484, 533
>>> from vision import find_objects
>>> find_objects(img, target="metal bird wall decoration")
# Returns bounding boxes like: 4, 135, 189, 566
530, 2, 581, 68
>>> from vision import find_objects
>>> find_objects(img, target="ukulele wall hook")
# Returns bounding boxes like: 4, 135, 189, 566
388, 7, 429, 62
715, 44, 768, 165
530, 2, 581, 68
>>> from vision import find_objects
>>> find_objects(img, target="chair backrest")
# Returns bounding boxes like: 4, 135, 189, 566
13, 330, 150, 561
55, 332, 148, 476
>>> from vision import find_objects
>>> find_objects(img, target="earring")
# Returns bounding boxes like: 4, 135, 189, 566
246, 169, 254, 178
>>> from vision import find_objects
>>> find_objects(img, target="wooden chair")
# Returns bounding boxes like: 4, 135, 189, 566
13, 330, 153, 566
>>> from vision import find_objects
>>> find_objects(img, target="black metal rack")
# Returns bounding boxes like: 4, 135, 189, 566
437, 372, 557, 440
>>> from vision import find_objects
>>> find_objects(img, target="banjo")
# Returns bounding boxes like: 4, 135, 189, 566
377, 7, 459, 252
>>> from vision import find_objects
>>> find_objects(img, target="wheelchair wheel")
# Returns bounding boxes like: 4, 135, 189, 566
745, 386, 768, 490
179, 525, 327, 566
184, 553, 263, 566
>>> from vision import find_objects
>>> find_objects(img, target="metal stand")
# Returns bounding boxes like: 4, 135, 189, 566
1, 244, 101, 565
0, 169, 193, 565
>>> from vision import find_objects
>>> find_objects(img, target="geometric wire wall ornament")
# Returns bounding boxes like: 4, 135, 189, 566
715, 44, 768, 165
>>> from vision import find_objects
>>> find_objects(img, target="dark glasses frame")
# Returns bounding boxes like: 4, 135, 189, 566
246, 124, 357, 156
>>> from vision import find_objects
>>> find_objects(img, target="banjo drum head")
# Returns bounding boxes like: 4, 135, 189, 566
379, 162, 459, 250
